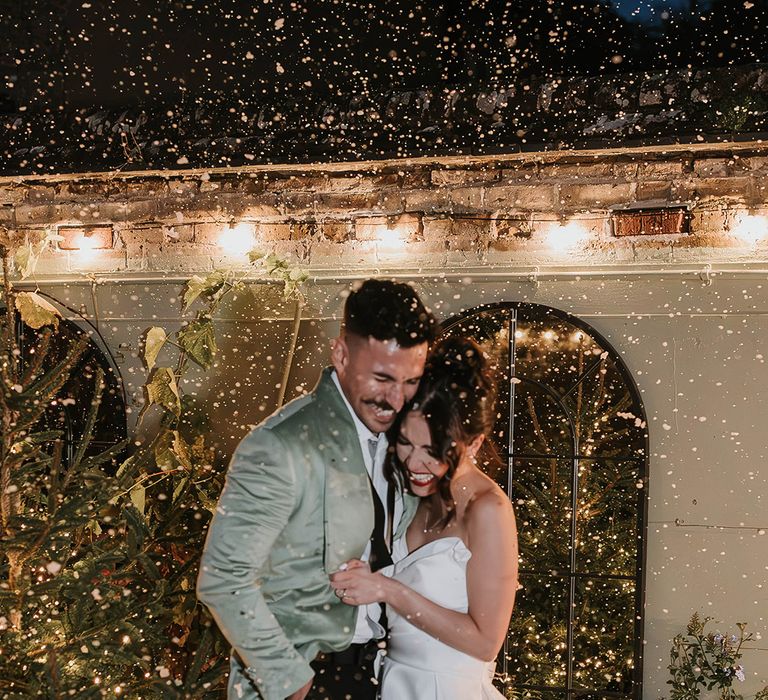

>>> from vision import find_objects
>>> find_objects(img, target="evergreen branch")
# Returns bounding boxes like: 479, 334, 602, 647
11, 338, 89, 437
183, 624, 213, 689
153, 483, 193, 540
14, 335, 88, 404
42, 648, 62, 699
12, 440, 63, 577
581, 472, 622, 514
525, 394, 550, 453
19, 326, 53, 387
69, 366, 105, 472
76, 439, 131, 476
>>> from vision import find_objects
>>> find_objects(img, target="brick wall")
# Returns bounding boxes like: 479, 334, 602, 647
3, 142, 767, 696
2, 141, 768, 279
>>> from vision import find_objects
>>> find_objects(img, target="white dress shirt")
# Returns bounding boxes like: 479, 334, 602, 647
330, 370, 403, 643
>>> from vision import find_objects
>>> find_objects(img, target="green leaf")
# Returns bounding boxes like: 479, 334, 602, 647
177, 319, 217, 369
171, 430, 192, 470
263, 252, 287, 275
288, 266, 308, 282
14, 241, 36, 279
247, 248, 265, 264
195, 485, 219, 515
154, 429, 192, 471
143, 326, 166, 371
129, 483, 146, 514
255, 252, 307, 299
182, 275, 207, 310
13, 231, 61, 279
172, 474, 191, 504
84, 519, 102, 536
14, 291, 61, 329
145, 367, 181, 415
182, 270, 226, 310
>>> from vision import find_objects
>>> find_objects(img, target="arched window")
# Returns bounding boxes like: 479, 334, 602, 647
441, 303, 648, 700
13, 306, 128, 468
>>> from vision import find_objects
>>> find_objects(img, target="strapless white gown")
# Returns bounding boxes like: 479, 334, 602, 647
379, 536, 504, 700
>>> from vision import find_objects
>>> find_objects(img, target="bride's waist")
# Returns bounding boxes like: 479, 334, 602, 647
386, 632, 490, 674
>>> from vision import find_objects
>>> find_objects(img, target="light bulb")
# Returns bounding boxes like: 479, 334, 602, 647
218, 222, 255, 256
731, 214, 768, 245
545, 221, 589, 251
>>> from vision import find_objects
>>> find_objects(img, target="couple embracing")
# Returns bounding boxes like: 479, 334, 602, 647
197, 280, 519, 700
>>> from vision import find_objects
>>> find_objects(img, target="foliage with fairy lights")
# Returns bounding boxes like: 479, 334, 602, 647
443, 306, 646, 698
0, 230, 306, 698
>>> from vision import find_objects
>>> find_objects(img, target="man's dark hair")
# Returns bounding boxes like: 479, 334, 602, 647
343, 279, 439, 348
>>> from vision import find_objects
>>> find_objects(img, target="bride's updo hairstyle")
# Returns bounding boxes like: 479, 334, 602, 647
385, 336, 499, 520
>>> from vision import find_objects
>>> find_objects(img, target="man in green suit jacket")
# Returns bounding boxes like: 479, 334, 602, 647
197, 280, 438, 700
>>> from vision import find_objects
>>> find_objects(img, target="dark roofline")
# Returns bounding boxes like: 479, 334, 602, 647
2, 63, 767, 177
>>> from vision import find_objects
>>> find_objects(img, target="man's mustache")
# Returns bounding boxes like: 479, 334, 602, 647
364, 399, 396, 412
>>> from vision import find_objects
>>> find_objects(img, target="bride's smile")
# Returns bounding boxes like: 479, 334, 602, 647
395, 410, 450, 496
407, 469, 437, 488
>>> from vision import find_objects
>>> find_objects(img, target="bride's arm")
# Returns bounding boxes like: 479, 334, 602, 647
331, 491, 518, 662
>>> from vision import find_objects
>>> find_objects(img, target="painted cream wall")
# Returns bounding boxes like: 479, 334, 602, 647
37, 270, 768, 696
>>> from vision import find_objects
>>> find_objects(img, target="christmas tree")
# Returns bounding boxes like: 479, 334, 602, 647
1, 234, 305, 698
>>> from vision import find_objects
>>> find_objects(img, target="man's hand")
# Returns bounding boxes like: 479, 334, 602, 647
286, 676, 313, 700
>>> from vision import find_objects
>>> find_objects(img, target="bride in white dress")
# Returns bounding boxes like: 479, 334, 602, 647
331, 337, 519, 700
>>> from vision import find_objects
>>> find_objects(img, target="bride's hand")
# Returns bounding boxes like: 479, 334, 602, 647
338, 558, 368, 571
330, 561, 389, 605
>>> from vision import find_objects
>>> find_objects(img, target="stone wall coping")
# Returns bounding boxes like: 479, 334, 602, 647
2, 139, 767, 187
10, 262, 768, 287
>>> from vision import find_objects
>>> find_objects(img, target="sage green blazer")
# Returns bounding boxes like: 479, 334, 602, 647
197, 368, 417, 700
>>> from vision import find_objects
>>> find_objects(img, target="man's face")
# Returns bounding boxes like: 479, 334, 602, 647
332, 333, 428, 434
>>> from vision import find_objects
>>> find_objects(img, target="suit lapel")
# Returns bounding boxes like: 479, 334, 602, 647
314, 369, 375, 573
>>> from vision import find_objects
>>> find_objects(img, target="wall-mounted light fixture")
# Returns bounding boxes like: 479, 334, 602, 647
58, 225, 113, 262
59, 226, 113, 251
731, 213, 768, 246
356, 214, 417, 252
545, 221, 589, 252
375, 227, 406, 248
218, 221, 256, 256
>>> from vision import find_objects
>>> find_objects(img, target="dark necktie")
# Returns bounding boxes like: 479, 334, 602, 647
367, 439, 392, 573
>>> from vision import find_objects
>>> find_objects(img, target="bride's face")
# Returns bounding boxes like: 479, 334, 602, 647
395, 410, 449, 497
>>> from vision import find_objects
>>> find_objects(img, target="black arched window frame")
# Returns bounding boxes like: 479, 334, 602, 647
441, 301, 649, 700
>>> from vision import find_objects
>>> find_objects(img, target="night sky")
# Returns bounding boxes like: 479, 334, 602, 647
3, 0, 767, 112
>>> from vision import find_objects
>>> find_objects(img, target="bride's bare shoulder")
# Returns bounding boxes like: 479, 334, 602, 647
464, 479, 514, 527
